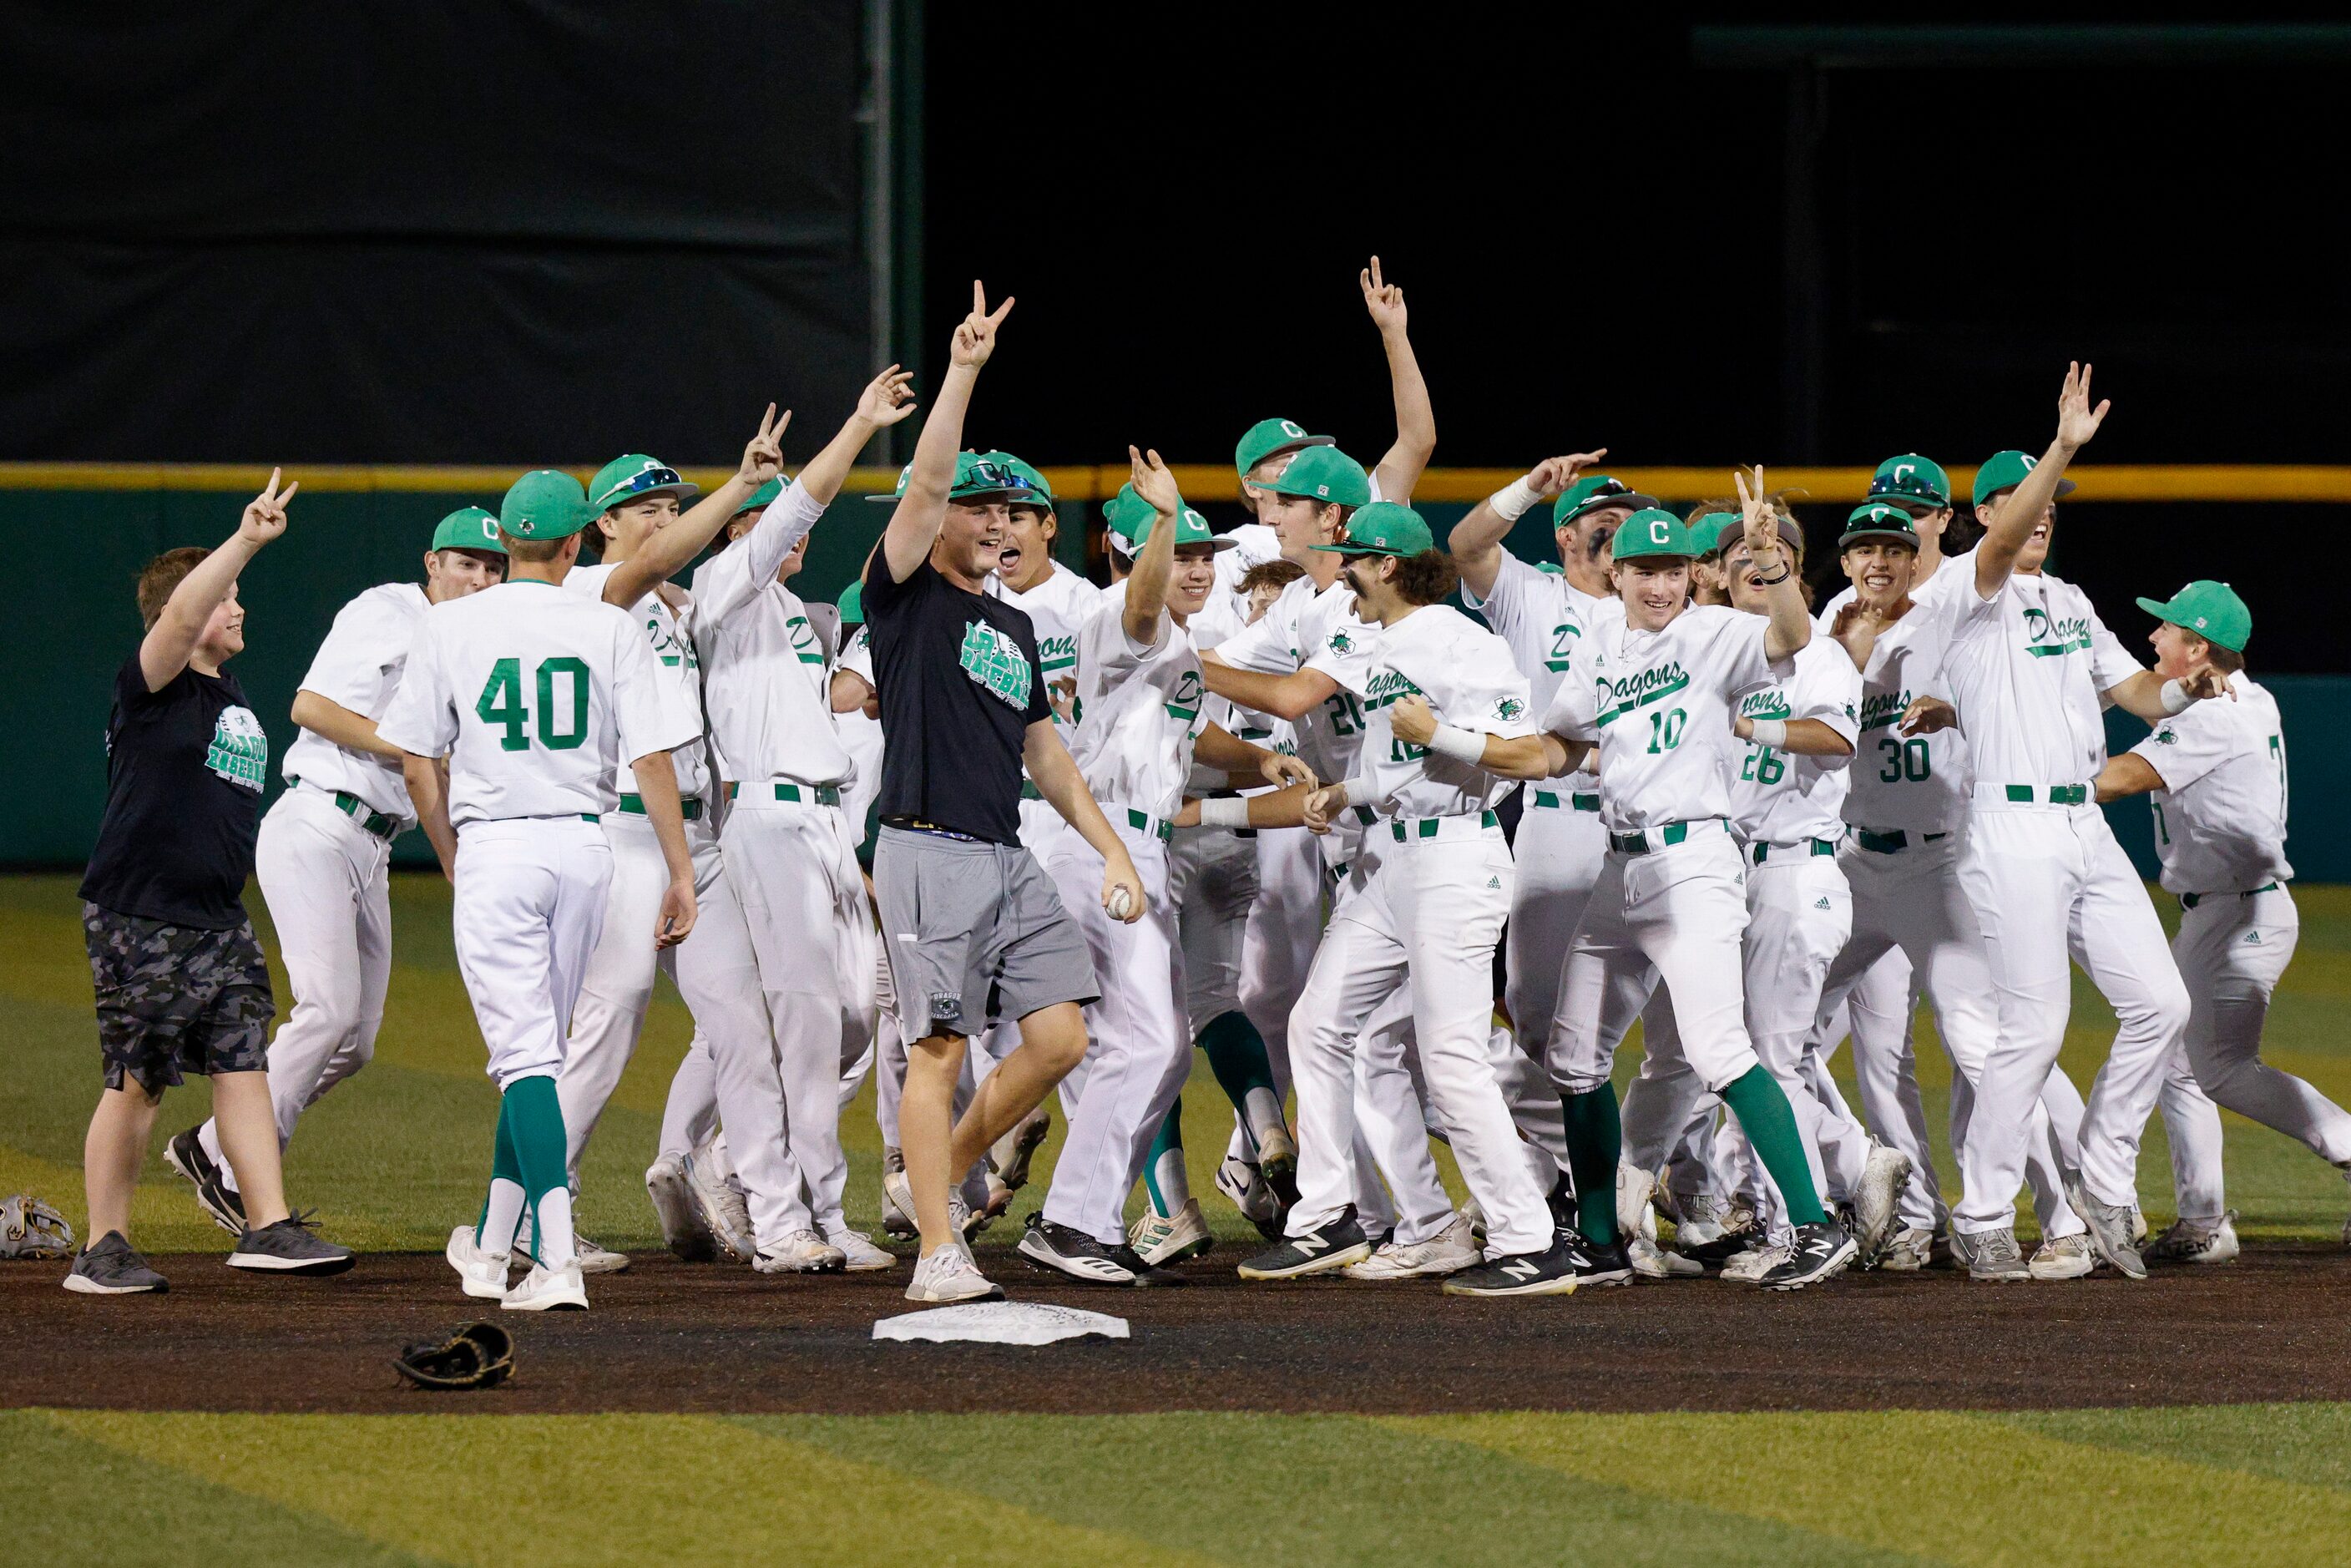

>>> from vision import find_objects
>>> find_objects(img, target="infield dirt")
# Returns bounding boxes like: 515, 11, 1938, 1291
8, 1243, 2349, 1416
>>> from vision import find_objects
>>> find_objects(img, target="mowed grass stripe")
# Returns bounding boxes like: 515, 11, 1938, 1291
42, 1410, 1220, 1568
2, 1410, 442, 1568
1998, 1403, 2351, 1493
750, 1412, 1912, 1567
1398, 1409, 2351, 1565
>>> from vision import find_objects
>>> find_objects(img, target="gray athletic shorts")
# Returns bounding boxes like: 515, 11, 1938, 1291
873, 824, 1098, 1039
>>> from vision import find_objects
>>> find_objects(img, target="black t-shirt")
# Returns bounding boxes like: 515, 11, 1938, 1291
863, 553, 1049, 844
78, 654, 269, 928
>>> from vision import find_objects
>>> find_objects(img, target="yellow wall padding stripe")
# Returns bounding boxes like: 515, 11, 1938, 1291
4, 461, 2348, 504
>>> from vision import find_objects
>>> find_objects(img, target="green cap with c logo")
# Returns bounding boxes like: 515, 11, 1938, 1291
1132, 506, 1234, 553
499, 470, 594, 542
1609, 508, 1698, 562
1972, 449, 2077, 508
1102, 483, 1152, 551
431, 506, 508, 554
1839, 502, 1922, 549
1553, 474, 1660, 528
1868, 454, 1951, 512
979, 451, 1054, 508
2136, 579, 2250, 653
1251, 445, 1371, 508
1310, 500, 1435, 559
588, 454, 700, 513
1235, 417, 1336, 477
1687, 509, 1743, 556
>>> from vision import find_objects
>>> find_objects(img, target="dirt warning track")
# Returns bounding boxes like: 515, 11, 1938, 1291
8, 1245, 2348, 1416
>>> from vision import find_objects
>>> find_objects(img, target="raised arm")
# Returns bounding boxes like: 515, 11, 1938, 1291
1735, 465, 1812, 662
1449, 452, 1605, 600
1975, 362, 2109, 599
1362, 257, 1434, 503
882, 281, 1014, 582
140, 469, 295, 690
1121, 447, 1183, 643
801, 366, 918, 508
603, 405, 788, 609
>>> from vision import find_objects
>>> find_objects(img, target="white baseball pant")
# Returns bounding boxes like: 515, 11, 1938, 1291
198, 787, 393, 1188
1287, 819, 1551, 1256
1498, 790, 1605, 1171
1954, 802, 2192, 1231
1737, 849, 1866, 1238
451, 817, 612, 1087
1170, 822, 1256, 1036
1356, 979, 1481, 1246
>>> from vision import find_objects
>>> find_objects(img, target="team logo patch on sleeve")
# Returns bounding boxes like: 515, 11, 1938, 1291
1328, 630, 1354, 654
958, 620, 1038, 710
1496, 696, 1526, 721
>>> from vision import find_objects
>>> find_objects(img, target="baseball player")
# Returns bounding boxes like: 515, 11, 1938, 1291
1468, 482, 1861, 1291
168, 508, 508, 1233
386, 468, 700, 1312
1916, 364, 2224, 1282
1021, 453, 1308, 1283
1798, 498, 2091, 1275
686, 368, 921, 1273
1232, 502, 1575, 1295
865, 283, 1145, 1304
2095, 582, 2348, 1257
70, 473, 356, 1293
552, 413, 805, 1273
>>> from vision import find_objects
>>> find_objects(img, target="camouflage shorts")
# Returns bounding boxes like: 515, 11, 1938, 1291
82, 903, 273, 1093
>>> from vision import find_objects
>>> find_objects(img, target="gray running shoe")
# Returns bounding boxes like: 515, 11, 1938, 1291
226, 1213, 356, 1276
1963, 1226, 2032, 1282
2144, 1210, 2239, 1266
63, 1231, 168, 1295
2063, 1174, 2148, 1280
164, 1126, 246, 1236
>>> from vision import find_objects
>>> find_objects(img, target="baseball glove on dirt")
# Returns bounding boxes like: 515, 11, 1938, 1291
392, 1321, 516, 1390
2, 1195, 73, 1259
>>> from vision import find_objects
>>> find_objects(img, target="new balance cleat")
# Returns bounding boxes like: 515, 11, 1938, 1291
1237, 1207, 1371, 1280
1757, 1220, 1857, 1291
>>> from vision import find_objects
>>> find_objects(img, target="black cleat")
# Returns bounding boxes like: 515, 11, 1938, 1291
1108, 1243, 1188, 1287
1015, 1214, 1139, 1286
1443, 1232, 1583, 1297
1562, 1229, 1636, 1287
1682, 1231, 1755, 1268
164, 1126, 246, 1236
1757, 1219, 1859, 1290
1236, 1206, 1373, 1280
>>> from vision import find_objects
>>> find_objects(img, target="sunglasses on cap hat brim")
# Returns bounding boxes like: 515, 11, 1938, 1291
1564, 488, 1661, 524
603, 466, 695, 508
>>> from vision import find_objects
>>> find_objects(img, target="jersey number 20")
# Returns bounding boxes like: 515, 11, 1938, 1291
477, 656, 590, 752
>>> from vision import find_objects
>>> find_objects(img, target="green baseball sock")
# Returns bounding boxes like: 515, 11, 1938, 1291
1719, 1065, 1828, 1227
504, 1075, 578, 1268
477, 1095, 526, 1254
1559, 1085, 1623, 1245
1197, 1010, 1284, 1149
1142, 1105, 1190, 1219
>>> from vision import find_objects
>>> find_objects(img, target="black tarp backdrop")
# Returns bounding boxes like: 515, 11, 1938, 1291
2, 2, 872, 466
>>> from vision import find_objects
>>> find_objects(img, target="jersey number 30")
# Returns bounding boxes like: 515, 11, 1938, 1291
478, 656, 590, 752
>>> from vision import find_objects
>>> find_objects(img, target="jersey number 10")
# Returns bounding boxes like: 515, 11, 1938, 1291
477, 656, 590, 752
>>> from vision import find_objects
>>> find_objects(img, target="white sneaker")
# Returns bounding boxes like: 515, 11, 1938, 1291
1130, 1199, 1215, 1267
1342, 1212, 1480, 1280
1628, 1233, 1704, 1278
826, 1228, 897, 1272
684, 1147, 756, 1262
1214, 1154, 1283, 1239
2029, 1231, 2096, 1280
1616, 1162, 1656, 1246
1854, 1142, 1912, 1262
882, 1168, 982, 1242
880, 1147, 917, 1237
1459, 1197, 1487, 1244
1668, 1191, 1728, 1247
756, 1229, 847, 1274
574, 1234, 630, 1275
445, 1224, 511, 1300
2144, 1211, 2239, 1266
1874, 1226, 1934, 1272
1721, 1241, 1792, 1283
503, 1258, 588, 1311
905, 1243, 1004, 1303
645, 1152, 714, 1262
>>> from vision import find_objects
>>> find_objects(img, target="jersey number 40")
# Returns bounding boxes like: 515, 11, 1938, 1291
477, 656, 590, 752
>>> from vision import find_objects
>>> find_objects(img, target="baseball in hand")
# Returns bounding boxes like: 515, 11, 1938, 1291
1108, 885, 1135, 920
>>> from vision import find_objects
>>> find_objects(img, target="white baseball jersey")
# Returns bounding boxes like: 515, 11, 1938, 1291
565, 562, 713, 802
833, 624, 885, 844
2129, 670, 2293, 894
1545, 604, 1784, 833
1463, 553, 1615, 787
377, 579, 693, 826
690, 483, 849, 787
1064, 583, 1207, 822
1920, 564, 2141, 793
1211, 574, 1378, 786
1727, 635, 1859, 844
1210, 522, 1285, 619
1358, 604, 1535, 818
1834, 585, 1974, 835
989, 561, 1107, 723
281, 581, 430, 823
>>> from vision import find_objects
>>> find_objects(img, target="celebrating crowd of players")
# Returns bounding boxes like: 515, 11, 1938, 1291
66, 263, 2338, 1308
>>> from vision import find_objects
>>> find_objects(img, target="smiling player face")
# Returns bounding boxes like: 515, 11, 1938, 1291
1619, 557, 1691, 630
937, 498, 1011, 581
993, 503, 1058, 592
1840, 539, 1917, 607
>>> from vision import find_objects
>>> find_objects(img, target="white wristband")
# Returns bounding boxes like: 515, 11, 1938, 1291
1489, 476, 1542, 522
2159, 678, 2193, 716
1426, 723, 1488, 766
1748, 718, 1789, 750
1197, 796, 1251, 829
1337, 776, 1370, 808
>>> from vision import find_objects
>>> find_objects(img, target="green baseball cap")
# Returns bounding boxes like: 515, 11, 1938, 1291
1536, 560, 1565, 576
1610, 508, 1699, 563
1132, 506, 1235, 553
430, 506, 508, 555
1235, 417, 1336, 477
1687, 509, 1743, 556
1310, 500, 1435, 559
734, 478, 784, 517
837, 580, 863, 626
1553, 474, 1660, 528
2136, 580, 2250, 653
1252, 445, 1371, 508
1102, 483, 1151, 552
980, 451, 1055, 509
499, 470, 593, 542
1839, 502, 1923, 549
588, 454, 700, 513
865, 450, 1044, 505
1867, 454, 1951, 513
1972, 449, 2076, 508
